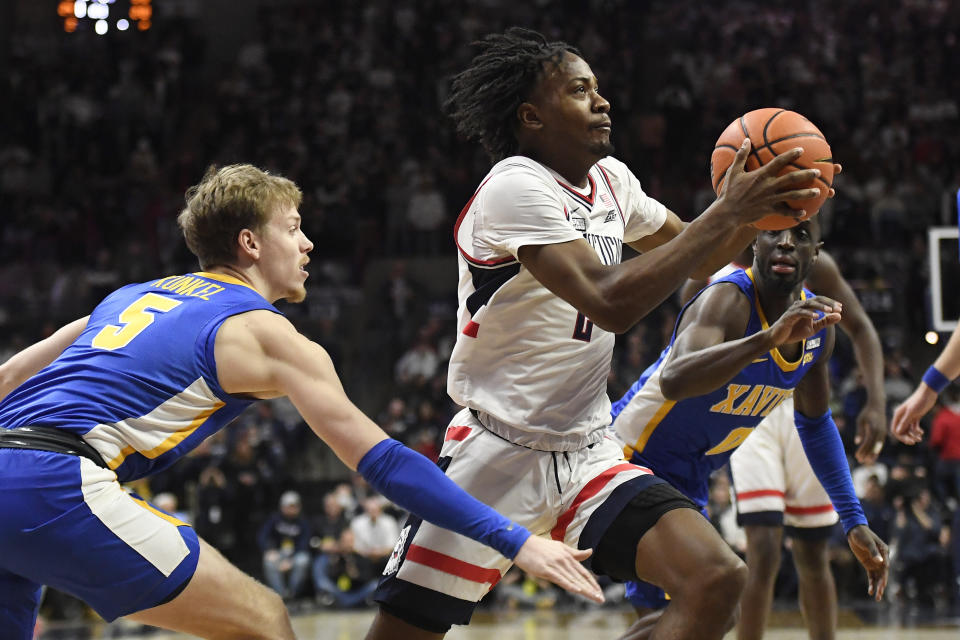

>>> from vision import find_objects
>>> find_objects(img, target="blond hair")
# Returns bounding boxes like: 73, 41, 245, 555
178, 164, 303, 269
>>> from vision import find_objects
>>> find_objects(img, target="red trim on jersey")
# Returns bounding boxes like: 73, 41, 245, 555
551, 462, 646, 541
453, 177, 518, 268
596, 164, 625, 224
556, 173, 596, 206
406, 544, 503, 587
736, 489, 786, 501
444, 426, 472, 442
462, 320, 480, 338
785, 504, 835, 515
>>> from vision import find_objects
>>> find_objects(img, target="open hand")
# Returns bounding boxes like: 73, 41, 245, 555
512, 536, 604, 604
854, 400, 887, 463
767, 296, 841, 346
847, 525, 889, 601
891, 384, 936, 445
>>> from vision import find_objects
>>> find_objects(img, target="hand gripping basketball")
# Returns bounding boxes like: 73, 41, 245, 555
715, 138, 823, 230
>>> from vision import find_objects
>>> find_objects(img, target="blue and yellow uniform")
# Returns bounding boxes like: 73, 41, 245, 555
0, 272, 278, 635
610, 268, 827, 608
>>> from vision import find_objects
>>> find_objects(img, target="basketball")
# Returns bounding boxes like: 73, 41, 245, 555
710, 108, 834, 231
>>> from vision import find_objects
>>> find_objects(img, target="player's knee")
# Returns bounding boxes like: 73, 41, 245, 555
258, 588, 292, 630
695, 554, 747, 608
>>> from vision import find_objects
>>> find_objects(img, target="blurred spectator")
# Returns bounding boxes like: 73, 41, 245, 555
313, 528, 379, 608
892, 486, 952, 607
405, 171, 447, 256
258, 491, 312, 602
394, 328, 440, 392
930, 386, 960, 507
350, 497, 400, 574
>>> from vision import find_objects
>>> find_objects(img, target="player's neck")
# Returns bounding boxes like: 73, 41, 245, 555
202, 265, 270, 300
520, 148, 594, 189
756, 284, 803, 325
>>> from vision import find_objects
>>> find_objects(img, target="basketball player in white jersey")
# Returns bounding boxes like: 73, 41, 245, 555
679, 247, 886, 640
366, 28, 835, 640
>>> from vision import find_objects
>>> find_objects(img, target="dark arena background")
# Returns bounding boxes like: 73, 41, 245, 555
2, 1, 960, 638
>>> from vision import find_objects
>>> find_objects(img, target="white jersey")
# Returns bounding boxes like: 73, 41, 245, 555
447, 155, 667, 450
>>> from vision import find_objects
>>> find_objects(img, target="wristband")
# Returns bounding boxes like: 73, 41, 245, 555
922, 365, 951, 394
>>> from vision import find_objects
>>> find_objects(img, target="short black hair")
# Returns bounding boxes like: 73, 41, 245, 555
445, 27, 581, 162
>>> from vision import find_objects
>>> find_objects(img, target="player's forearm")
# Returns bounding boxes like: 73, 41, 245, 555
846, 320, 886, 407
357, 439, 531, 559
597, 208, 742, 331
931, 324, 960, 381
660, 331, 774, 400
0, 316, 88, 400
795, 410, 867, 533
688, 225, 757, 280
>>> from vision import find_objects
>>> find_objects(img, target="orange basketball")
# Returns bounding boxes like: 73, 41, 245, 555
710, 108, 834, 231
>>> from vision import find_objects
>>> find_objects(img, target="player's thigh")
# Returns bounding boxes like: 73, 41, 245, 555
0, 451, 199, 623
632, 508, 744, 598
0, 569, 43, 640
129, 537, 293, 639
375, 414, 555, 633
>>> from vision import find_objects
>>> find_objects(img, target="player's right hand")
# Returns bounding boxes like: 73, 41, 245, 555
718, 139, 822, 226
766, 296, 841, 345
512, 536, 604, 604
846, 524, 889, 601
890, 384, 936, 445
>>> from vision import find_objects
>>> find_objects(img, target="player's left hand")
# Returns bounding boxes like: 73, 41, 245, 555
846, 524, 888, 601
853, 400, 887, 464
826, 163, 842, 199
767, 296, 841, 345
513, 536, 604, 604
891, 384, 936, 445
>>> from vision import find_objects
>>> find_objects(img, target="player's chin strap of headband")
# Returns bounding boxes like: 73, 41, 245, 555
0, 425, 108, 468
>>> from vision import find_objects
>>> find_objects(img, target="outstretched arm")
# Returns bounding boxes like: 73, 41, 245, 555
658, 286, 841, 401
807, 250, 887, 462
891, 323, 960, 444
794, 334, 889, 601
518, 143, 820, 333
214, 310, 604, 602
0, 316, 89, 401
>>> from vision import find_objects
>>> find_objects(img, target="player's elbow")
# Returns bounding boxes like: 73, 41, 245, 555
658, 368, 692, 402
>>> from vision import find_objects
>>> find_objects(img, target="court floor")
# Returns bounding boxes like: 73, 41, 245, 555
60, 607, 960, 639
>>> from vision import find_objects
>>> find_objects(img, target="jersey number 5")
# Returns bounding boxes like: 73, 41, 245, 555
573, 312, 594, 342
92, 293, 183, 351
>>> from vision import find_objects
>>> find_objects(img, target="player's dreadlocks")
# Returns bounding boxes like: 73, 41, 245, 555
445, 27, 581, 162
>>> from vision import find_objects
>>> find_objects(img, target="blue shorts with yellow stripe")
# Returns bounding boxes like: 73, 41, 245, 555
0, 449, 199, 639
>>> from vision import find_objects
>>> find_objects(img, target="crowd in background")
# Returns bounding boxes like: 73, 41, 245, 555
3, 0, 960, 630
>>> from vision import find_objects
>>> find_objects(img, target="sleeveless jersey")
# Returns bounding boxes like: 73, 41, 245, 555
0, 272, 280, 482
447, 155, 667, 450
610, 268, 828, 506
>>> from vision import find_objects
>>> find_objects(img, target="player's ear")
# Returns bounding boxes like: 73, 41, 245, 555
516, 102, 543, 131
238, 228, 260, 260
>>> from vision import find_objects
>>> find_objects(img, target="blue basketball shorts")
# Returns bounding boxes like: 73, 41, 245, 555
0, 449, 200, 639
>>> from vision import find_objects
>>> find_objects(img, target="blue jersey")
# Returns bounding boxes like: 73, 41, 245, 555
611, 268, 827, 507
0, 272, 280, 482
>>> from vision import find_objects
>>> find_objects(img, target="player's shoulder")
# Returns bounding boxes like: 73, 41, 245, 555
488, 155, 556, 183
218, 309, 297, 348
479, 156, 563, 202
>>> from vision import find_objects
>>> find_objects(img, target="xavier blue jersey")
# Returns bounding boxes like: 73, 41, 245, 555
611, 268, 827, 508
0, 272, 279, 482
